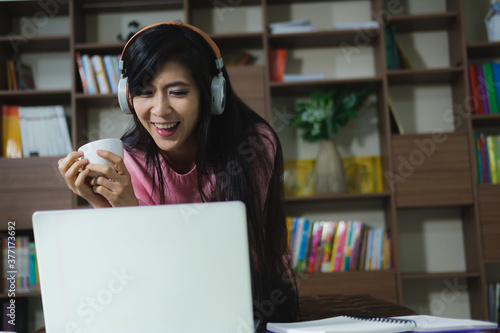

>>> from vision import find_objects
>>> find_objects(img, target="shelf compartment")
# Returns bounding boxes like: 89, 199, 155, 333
212, 32, 263, 49
0, 157, 73, 230
391, 133, 473, 207
0, 34, 70, 53
268, 28, 381, 48
270, 77, 383, 96
467, 41, 500, 59
298, 270, 398, 304
388, 12, 458, 33
0, 89, 71, 105
0, 1, 69, 17
387, 67, 463, 85
478, 185, 500, 261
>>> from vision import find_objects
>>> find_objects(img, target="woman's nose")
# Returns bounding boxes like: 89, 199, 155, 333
151, 93, 172, 116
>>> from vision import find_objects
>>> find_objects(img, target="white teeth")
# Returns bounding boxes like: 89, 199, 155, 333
154, 122, 178, 129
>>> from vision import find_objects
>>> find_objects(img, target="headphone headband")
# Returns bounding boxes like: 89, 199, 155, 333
120, 21, 223, 72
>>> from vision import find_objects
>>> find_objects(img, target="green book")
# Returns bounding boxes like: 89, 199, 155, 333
482, 63, 499, 114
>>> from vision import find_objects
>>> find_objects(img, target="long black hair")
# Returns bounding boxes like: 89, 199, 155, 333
120, 23, 298, 328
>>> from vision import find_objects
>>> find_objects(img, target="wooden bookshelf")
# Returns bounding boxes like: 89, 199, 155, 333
0, 0, 494, 329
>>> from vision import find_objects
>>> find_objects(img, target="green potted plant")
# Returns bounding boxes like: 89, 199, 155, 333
292, 87, 372, 194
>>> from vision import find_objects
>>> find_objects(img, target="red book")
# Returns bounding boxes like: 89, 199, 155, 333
269, 48, 287, 82
468, 64, 484, 114
76, 52, 88, 94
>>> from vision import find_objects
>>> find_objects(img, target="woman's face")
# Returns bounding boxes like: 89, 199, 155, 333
132, 61, 200, 160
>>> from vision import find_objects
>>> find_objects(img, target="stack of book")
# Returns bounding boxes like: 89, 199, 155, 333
468, 62, 500, 115
385, 25, 413, 70
488, 282, 500, 323
268, 19, 315, 34
76, 52, 120, 95
475, 132, 500, 184
1, 236, 39, 293
287, 217, 391, 274
1, 105, 72, 158
5, 59, 35, 91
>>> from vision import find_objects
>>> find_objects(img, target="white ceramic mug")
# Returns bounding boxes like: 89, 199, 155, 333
78, 138, 124, 177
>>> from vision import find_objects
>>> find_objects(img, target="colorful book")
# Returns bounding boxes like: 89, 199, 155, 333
91, 55, 111, 94
342, 221, 355, 271
477, 64, 491, 114
468, 64, 484, 114
330, 221, 347, 272
487, 135, 498, 183
320, 222, 336, 273
483, 63, 499, 114
306, 221, 324, 273
348, 222, 364, 271
342, 156, 383, 193
491, 62, 500, 111
2, 105, 23, 158
76, 52, 88, 94
296, 219, 311, 273
283, 159, 315, 197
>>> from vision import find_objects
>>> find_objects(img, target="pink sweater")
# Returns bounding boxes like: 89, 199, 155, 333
123, 125, 276, 206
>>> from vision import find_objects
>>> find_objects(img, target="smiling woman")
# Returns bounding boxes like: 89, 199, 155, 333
57, 21, 298, 331
131, 61, 200, 173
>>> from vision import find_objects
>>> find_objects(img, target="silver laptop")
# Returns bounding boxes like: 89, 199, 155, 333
32, 201, 255, 333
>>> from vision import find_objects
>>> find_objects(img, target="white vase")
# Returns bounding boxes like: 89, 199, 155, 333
314, 140, 347, 194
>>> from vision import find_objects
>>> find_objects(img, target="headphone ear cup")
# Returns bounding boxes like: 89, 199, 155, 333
118, 76, 133, 114
210, 73, 226, 115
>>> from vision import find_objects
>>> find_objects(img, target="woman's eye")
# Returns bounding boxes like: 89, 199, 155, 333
170, 90, 188, 96
137, 90, 152, 97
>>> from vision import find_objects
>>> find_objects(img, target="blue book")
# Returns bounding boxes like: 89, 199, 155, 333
491, 62, 500, 110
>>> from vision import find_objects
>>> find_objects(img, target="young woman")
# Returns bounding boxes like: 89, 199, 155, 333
58, 21, 298, 329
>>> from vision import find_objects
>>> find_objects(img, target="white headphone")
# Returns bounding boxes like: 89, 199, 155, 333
117, 21, 226, 116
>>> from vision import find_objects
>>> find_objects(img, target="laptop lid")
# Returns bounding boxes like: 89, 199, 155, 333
32, 201, 255, 333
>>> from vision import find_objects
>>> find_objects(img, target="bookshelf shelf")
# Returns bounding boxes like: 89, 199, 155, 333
471, 114, 500, 126
80, 0, 184, 13
190, 0, 261, 7
401, 271, 482, 280
0, 35, 70, 53
388, 12, 458, 33
268, 28, 381, 48
270, 77, 383, 96
467, 41, 500, 59
75, 93, 118, 107
74, 42, 125, 54
298, 270, 399, 304
386, 67, 463, 85
0, 89, 72, 104
284, 191, 391, 204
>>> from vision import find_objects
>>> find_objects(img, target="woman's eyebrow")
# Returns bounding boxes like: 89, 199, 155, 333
164, 81, 191, 88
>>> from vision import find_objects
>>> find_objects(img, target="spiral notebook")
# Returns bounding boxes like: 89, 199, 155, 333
266, 315, 498, 333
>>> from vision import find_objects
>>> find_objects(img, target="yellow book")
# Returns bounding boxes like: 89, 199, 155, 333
487, 135, 498, 184
2, 105, 23, 158
283, 159, 315, 197
342, 156, 383, 193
